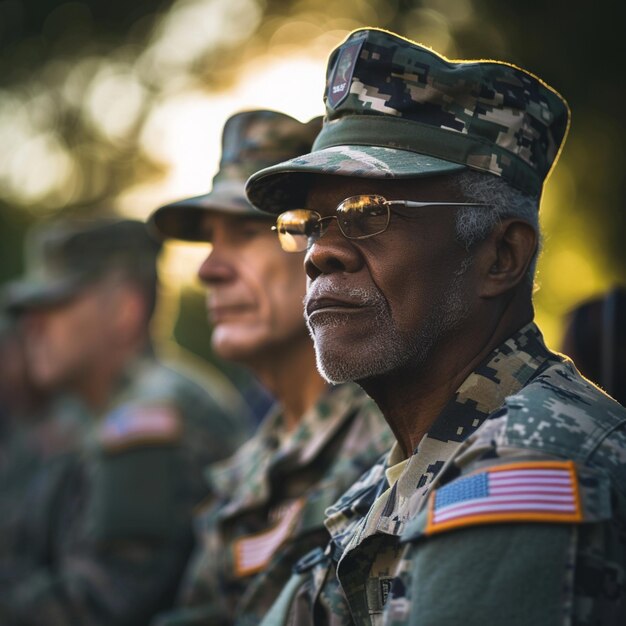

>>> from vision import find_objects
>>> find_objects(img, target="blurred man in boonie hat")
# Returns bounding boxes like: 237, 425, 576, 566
148, 109, 392, 626
0, 218, 251, 625
246, 29, 626, 626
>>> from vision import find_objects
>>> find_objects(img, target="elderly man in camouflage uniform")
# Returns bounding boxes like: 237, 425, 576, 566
148, 109, 393, 626
0, 219, 251, 625
246, 29, 626, 625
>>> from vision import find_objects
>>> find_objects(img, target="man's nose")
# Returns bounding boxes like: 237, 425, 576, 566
197, 248, 237, 285
304, 219, 363, 280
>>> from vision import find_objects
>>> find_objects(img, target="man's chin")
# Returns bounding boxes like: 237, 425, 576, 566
306, 313, 377, 349
212, 340, 257, 364
313, 343, 390, 386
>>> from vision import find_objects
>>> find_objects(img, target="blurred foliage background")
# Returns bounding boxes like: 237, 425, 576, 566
0, 0, 624, 373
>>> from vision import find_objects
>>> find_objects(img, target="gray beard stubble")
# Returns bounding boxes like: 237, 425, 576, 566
304, 260, 472, 384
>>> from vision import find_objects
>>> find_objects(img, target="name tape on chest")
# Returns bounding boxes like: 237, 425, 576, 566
233, 499, 304, 578
425, 460, 582, 536
99, 405, 182, 451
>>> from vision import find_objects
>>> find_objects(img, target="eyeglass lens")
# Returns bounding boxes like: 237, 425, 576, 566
275, 209, 318, 252
276, 196, 393, 251
336, 195, 389, 239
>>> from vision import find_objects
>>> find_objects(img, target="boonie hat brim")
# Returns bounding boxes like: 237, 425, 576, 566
4, 273, 89, 313
246, 144, 465, 215
150, 183, 271, 242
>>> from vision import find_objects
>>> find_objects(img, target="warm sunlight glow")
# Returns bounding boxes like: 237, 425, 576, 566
117, 53, 326, 223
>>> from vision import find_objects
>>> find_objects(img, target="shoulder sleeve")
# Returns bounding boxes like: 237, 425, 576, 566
394, 517, 575, 625
392, 458, 625, 626
0, 439, 194, 626
90, 448, 185, 542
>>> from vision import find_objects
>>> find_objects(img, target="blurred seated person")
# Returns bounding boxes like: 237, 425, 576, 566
0, 218, 252, 625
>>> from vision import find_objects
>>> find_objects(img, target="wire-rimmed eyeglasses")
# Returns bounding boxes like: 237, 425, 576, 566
273, 194, 490, 252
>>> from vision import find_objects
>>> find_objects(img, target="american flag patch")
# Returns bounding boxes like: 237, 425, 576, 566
99, 405, 181, 450
425, 461, 582, 535
233, 499, 304, 578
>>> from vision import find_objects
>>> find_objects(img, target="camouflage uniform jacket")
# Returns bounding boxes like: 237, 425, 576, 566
0, 350, 252, 626
262, 323, 626, 626
154, 382, 393, 626
0, 396, 88, 580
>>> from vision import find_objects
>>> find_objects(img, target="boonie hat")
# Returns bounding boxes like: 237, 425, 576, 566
4, 219, 161, 313
246, 28, 570, 214
149, 110, 322, 241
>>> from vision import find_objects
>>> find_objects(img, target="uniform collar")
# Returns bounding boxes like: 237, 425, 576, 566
326, 322, 556, 546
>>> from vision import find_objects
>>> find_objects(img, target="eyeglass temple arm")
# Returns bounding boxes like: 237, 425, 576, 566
386, 201, 490, 208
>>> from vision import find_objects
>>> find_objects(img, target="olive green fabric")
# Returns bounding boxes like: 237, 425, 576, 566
407, 524, 573, 626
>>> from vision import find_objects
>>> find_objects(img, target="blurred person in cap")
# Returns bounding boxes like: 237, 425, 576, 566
0, 218, 252, 625
148, 109, 393, 626
246, 29, 626, 625
561, 286, 626, 405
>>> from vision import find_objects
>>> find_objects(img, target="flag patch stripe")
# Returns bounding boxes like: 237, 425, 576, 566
425, 461, 582, 535
436, 493, 576, 515
490, 477, 571, 486
489, 485, 573, 494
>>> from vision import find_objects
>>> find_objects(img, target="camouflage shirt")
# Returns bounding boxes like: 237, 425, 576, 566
0, 395, 88, 580
0, 350, 252, 626
262, 323, 626, 626
153, 382, 393, 626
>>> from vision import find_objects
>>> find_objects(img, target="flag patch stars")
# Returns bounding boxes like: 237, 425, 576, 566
425, 461, 582, 535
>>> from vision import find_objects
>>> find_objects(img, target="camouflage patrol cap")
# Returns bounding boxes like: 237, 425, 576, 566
149, 110, 322, 241
246, 28, 570, 214
4, 219, 162, 313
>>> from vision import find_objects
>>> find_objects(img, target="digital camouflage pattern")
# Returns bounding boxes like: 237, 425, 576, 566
246, 28, 570, 214
0, 350, 252, 626
153, 382, 393, 626
260, 323, 626, 626
150, 110, 322, 241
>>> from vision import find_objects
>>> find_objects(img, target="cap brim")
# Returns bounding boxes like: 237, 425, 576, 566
246, 145, 466, 215
149, 184, 271, 242
4, 275, 87, 314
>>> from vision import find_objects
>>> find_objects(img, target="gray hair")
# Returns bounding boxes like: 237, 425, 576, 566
453, 170, 540, 283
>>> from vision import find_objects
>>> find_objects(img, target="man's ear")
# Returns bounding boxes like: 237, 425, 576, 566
477, 218, 537, 298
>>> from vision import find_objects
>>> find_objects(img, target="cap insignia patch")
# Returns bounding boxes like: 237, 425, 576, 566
327, 34, 366, 109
